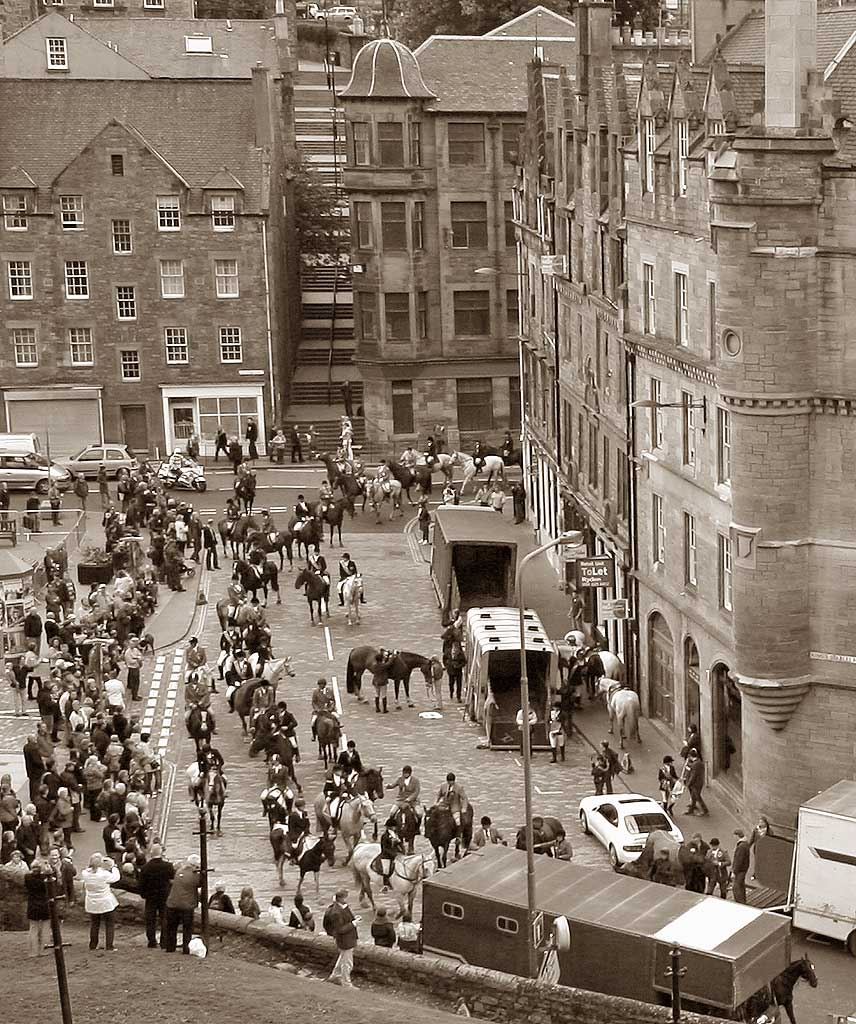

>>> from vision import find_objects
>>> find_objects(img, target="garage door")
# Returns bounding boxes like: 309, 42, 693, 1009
7, 396, 100, 457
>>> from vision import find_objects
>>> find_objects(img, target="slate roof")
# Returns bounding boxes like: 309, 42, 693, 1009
0, 79, 270, 210
717, 7, 856, 72
340, 38, 436, 99
483, 5, 576, 39
75, 17, 281, 78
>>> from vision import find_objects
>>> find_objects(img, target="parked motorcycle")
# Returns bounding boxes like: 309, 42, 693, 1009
157, 455, 207, 492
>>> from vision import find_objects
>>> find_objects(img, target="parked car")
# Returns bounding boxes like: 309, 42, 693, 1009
317, 5, 356, 20
60, 443, 139, 479
0, 453, 71, 493
578, 794, 683, 867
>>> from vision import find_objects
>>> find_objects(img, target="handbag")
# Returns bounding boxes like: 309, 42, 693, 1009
671, 780, 685, 799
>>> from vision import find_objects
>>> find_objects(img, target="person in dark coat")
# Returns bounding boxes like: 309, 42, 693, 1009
208, 881, 235, 914
25, 863, 51, 958
23, 735, 46, 802
683, 751, 708, 816
228, 439, 243, 475
323, 888, 359, 988
202, 519, 219, 571
290, 425, 303, 464
731, 829, 751, 904
23, 609, 42, 655
680, 724, 701, 760
138, 844, 175, 948
214, 427, 229, 463
370, 907, 396, 947
164, 855, 201, 953
245, 419, 259, 461
511, 481, 526, 524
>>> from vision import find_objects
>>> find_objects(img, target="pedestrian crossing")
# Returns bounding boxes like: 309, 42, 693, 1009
140, 649, 184, 761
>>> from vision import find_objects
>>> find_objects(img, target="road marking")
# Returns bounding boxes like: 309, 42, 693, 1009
324, 624, 334, 662
331, 673, 347, 751
534, 787, 563, 795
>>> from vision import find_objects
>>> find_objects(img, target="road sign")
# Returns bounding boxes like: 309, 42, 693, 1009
540, 254, 567, 277
532, 911, 544, 949
539, 947, 561, 985
577, 556, 615, 589
561, 543, 588, 563
601, 598, 629, 620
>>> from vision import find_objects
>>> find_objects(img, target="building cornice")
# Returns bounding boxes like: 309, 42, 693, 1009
722, 393, 856, 415
625, 335, 717, 386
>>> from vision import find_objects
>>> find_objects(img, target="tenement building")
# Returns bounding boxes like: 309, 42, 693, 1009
521, 0, 856, 821
339, 7, 576, 449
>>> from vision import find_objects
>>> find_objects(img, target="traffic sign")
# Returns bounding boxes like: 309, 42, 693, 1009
601, 598, 629, 620
561, 543, 588, 563
577, 556, 614, 589
539, 947, 561, 985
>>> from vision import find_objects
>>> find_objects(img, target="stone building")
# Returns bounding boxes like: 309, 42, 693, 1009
339, 8, 576, 450
0, 0, 194, 40
0, 7, 300, 456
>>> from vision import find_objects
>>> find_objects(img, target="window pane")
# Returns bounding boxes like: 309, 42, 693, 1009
502, 122, 521, 164
456, 377, 493, 431
385, 293, 410, 340
451, 202, 487, 249
377, 122, 404, 166
381, 202, 407, 251
448, 122, 485, 166
198, 398, 218, 415
353, 122, 371, 166
453, 291, 490, 337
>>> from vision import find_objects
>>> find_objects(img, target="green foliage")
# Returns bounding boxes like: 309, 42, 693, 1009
613, 0, 662, 29
394, 0, 572, 49
291, 162, 343, 259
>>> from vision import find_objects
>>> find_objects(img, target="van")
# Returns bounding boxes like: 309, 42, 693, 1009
0, 432, 42, 456
0, 450, 71, 493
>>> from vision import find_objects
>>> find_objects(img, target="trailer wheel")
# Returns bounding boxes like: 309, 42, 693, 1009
608, 845, 619, 868
848, 930, 856, 958
579, 811, 590, 835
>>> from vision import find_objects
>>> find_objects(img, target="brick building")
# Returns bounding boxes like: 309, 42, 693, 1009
0, 0, 194, 40
339, 8, 576, 450
0, 7, 300, 456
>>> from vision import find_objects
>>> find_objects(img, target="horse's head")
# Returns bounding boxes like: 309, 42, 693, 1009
363, 767, 384, 801
357, 793, 377, 822
293, 570, 307, 589
321, 832, 337, 865
797, 954, 818, 988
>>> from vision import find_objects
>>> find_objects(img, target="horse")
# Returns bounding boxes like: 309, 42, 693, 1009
313, 497, 352, 545
270, 826, 336, 891
371, 650, 436, 709
261, 783, 295, 828
294, 567, 329, 625
318, 453, 365, 506
234, 472, 256, 514
217, 515, 259, 560
424, 804, 474, 868
232, 662, 295, 734
288, 516, 322, 559
249, 729, 301, 792
584, 648, 626, 699
312, 792, 377, 864
186, 705, 216, 752
342, 574, 363, 627
232, 557, 280, 605
315, 709, 341, 769
345, 645, 384, 702
387, 802, 422, 854
598, 679, 642, 749
367, 479, 403, 523
202, 766, 227, 835
415, 452, 455, 484
451, 451, 505, 494
388, 461, 431, 503
353, 767, 384, 802
246, 529, 294, 571
767, 954, 818, 1024
350, 845, 435, 918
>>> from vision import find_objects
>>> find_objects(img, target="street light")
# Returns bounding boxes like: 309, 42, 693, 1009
631, 396, 708, 433
516, 529, 584, 979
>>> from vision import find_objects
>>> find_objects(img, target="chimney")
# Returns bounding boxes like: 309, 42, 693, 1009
576, 0, 613, 98
765, 0, 817, 129
252, 64, 273, 147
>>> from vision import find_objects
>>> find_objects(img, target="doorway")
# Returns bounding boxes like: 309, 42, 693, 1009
170, 402, 195, 447
684, 637, 700, 736
712, 663, 742, 788
121, 406, 149, 454
648, 612, 675, 727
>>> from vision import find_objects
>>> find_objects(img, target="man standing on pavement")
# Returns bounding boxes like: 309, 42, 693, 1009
599, 740, 621, 795
138, 844, 175, 948
24, 607, 42, 657
290, 424, 303, 464
164, 533, 185, 592
164, 853, 201, 954
202, 519, 219, 571
323, 888, 359, 989
123, 636, 143, 702
684, 750, 709, 817
731, 829, 751, 903
23, 734, 46, 802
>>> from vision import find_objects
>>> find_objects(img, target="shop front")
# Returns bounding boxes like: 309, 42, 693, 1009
159, 384, 267, 458
2, 387, 103, 457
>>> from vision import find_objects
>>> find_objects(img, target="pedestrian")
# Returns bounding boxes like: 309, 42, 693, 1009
732, 829, 751, 904
97, 465, 110, 510
228, 438, 243, 475
24, 606, 42, 658
289, 893, 315, 931
341, 380, 354, 420
208, 881, 236, 914
511, 481, 526, 524
418, 499, 431, 545
396, 912, 421, 953
658, 755, 679, 814
25, 862, 50, 958
683, 749, 709, 816
202, 519, 219, 571
323, 888, 359, 988
371, 906, 396, 948
48, 481, 62, 526
0, 481, 9, 522
705, 837, 731, 898
137, 844, 174, 947
599, 740, 621, 794
489, 484, 505, 513
25, 494, 41, 533
239, 886, 261, 919
81, 852, 120, 951
7, 660, 26, 717
124, 636, 143, 702
548, 701, 566, 763
433, 423, 446, 454
164, 853, 201, 954
681, 723, 702, 760
73, 473, 89, 511
591, 754, 609, 795
246, 418, 259, 461
214, 426, 229, 462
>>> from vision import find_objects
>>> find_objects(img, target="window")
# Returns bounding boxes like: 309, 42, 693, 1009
46, 38, 68, 69
116, 286, 137, 320
505, 201, 516, 248
641, 116, 656, 192
357, 292, 377, 339
211, 196, 235, 231
617, 449, 628, 520
69, 327, 93, 366
506, 288, 519, 335
602, 435, 611, 499
391, 380, 414, 434
7, 260, 33, 299
3, 195, 28, 231
588, 422, 599, 490
448, 122, 485, 166
456, 377, 494, 431
496, 917, 519, 934
64, 260, 89, 298
60, 196, 84, 230
160, 259, 185, 298
219, 326, 243, 363
377, 122, 404, 166
11, 327, 37, 367
384, 293, 410, 341
650, 378, 664, 448
185, 35, 213, 53
682, 391, 696, 467
718, 533, 733, 611
93, 0, 114, 6
214, 259, 239, 298
120, 349, 141, 381
197, 395, 258, 441
717, 407, 732, 485
642, 262, 656, 334
164, 327, 189, 364
412, 202, 424, 251
675, 119, 689, 196
502, 122, 521, 164
441, 903, 464, 920
709, 119, 726, 136
453, 291, 490, 336
353, 122, 371, 166
381, 202, 407, 251
674, 270, 689, 346
509, 376, 521, 431
354, 202, 372, 249
144, 0, 165, 8
684, 512, 697, 587
652, 493, 665, 565
157, 195, 181, 231
451, 202, 487, 249
408, 120, 422, 166
416, 291, 428, 340
112, 219, 132, 254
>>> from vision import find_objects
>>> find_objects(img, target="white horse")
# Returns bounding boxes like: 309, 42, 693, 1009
451, 451, 505, 494
415, 452, 454, 483
598, 678, 641, 749
342, 574, 363, 627
350, 844, 435, 918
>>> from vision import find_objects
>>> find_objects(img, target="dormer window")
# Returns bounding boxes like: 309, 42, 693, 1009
46, 38, 68, 70
211, 196, 235, 231
641, 116, 656, 193
709, 119, 726, 136
3, 196, 28, 231
185, 35, 213, 54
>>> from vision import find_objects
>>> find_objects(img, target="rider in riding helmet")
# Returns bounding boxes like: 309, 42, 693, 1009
377, 819, 403, 891
336, 739, 363, 780
424, 435, 437, 468
375, 460, 392, 494
399, 446, 417, 471
337, 552, 366, 606
323, 763, 352, 825
197, 737, 224, 775
319, 479, 334, 505
259, 508, 276, 535
311, 677, 338, 740
294, 494, 311, 520
437, 772, 469, 835
308, 549, 329, 585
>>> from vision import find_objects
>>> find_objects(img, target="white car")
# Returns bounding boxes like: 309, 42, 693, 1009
317, 5, 356, 20
578, 793, 683, 867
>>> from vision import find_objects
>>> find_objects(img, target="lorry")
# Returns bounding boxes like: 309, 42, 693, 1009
422, 846, 792, 1018
429, 506, 518, 621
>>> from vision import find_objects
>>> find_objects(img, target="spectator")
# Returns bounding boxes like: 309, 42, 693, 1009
591, 754, 609, 796
164, 854, 201, 954
599, 740, 621, 795
228, 438, 243, 475
683, 750, 709, 817
732, 829, 751, 904
267, 895, 286, 925
289, 893, 315, 931
208, 881, 236, 914
471, 816, 506, 849
396, 912, 421, 954
48, 481, 62, 526
138, 844, 175, 948
370, 907, 396, 948
323, 888, 359, 989
238, 886, 260, 919
705, 838, 731, 899
214, 427, 229, 462
418, 500, 431, 545
81, 853, 120, 951
290, 425, 303, 464
48, 787, 74, 852
25, 862, 51, 959
0, 849, 28, 881
97, 465, 110, 510
246, 418, 259, 461
46, 846, 76, 909
124, 637, 143, 702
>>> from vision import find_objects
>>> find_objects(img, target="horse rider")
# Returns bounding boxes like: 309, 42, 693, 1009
224, 496, 240, 520
336, 739, 363, 786
273, 700, 300, 761
375, 819, 404, 892
323, 763, 352, 826
197, 737, 224, 775
424, 435, 437, 469
259, 508, 277, 541
337, 552, 366, 606
249, 679, 274, 731
437, 772, 469, 837
308, 549, 330, 588
185, 636, 215, 694
184, 671, 211, 716
375, 460, 392, 495
311, 677, 338, 741
318, 479, 334, 509
293, 494, 312, 537
399, 446, 417, 471
286, 798, 311, 861
386, 764, 423, 829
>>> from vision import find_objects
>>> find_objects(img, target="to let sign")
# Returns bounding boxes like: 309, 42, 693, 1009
577, 556, 615, 589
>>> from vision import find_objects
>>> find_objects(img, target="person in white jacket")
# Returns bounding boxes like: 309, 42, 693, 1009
81, 853, 120, 950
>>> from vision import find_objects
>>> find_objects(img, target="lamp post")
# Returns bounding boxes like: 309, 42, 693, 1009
516, 529, 583, 979
631, 396, 708, 434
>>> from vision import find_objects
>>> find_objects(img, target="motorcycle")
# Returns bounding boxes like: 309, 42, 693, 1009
158, 457, 207, 492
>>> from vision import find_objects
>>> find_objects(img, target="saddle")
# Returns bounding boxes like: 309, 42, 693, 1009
370, 853, 395, 879
267, 532, 278, 545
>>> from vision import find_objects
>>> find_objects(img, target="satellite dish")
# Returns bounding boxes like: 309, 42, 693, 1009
553, 916, 571, 951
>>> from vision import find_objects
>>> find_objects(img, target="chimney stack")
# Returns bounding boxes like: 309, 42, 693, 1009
765, 0, 817, 130
252, 64, 273, 148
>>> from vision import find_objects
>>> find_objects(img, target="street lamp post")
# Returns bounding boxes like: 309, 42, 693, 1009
516, 529, 583, 979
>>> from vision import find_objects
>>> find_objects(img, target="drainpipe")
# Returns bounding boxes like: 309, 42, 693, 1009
261, 221, 277, 428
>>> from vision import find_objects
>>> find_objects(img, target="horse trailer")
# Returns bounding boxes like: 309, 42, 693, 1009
422, 847, 791, 1017
464, 607, 558, 749
429, 506, 518, 620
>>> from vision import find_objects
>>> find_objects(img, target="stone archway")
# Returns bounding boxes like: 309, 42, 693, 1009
684, 637, 700, 736
648, 612, 675, 727
712, 662, 742, 787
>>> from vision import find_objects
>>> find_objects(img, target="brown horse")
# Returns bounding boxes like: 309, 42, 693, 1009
217, 514, 259, 560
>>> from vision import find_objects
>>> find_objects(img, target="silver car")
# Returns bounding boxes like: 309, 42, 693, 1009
61, 443, 139, 479
0, 453, 72, 493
